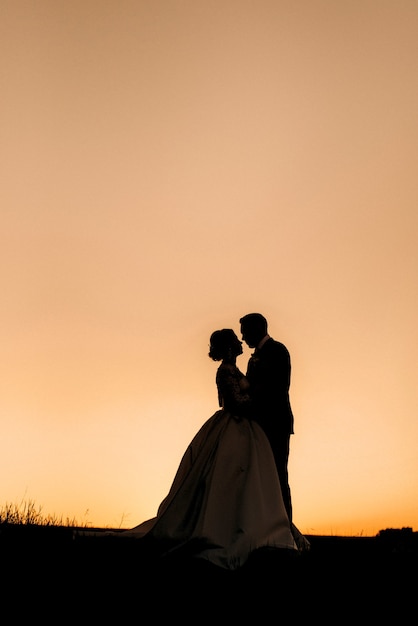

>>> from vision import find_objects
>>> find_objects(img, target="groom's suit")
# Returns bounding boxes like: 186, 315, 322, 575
246, 336, 294, 523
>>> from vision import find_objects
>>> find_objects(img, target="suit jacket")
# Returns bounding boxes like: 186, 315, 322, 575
246, 337, 294, 440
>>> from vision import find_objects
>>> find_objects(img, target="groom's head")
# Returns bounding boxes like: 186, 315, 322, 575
240, 313, 268, 348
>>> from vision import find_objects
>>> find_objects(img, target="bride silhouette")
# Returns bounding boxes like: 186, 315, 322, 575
116, 328, 308, 569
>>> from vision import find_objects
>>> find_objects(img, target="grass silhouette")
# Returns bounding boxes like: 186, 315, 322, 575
0, 498, 83, 527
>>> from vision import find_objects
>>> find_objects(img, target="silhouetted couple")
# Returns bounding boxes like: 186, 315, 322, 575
121, 313, 309, 568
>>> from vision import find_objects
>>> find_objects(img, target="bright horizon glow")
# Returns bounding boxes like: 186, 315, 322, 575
1, 0, 417, 536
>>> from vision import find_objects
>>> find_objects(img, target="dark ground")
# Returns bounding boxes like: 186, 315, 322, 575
1, 525, 416, 622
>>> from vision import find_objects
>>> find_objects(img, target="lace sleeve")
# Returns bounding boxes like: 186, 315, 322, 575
216, 364, 252, 416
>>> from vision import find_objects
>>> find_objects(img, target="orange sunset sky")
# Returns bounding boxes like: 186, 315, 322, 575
1, 0, 417, 536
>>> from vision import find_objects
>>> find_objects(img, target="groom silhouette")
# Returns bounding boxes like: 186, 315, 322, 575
240, 313, 294, 523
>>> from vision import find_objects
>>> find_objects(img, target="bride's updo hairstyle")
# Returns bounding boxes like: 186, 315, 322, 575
209, 329, 239, 361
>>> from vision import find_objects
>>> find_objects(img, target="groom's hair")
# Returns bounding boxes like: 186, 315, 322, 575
239, 313, 268, 334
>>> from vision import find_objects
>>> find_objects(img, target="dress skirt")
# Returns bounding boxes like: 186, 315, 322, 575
124, 410, 298, 570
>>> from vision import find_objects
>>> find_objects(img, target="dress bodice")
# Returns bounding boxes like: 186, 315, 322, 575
215, 363, 252, 416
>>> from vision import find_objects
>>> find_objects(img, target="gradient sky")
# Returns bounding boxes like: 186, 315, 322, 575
1, 0, 417, 535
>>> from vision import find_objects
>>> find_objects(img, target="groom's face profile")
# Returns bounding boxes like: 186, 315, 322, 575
240, 324, 257, 348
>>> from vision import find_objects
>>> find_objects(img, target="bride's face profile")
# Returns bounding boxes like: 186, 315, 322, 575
209, 330, 243, 361
218, 336, 242, 363
231, 335, 243, 357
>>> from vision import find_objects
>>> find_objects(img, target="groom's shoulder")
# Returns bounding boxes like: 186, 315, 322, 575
264, 338, 290, 357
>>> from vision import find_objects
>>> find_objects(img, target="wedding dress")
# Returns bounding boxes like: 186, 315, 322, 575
120, 363, 307, 569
